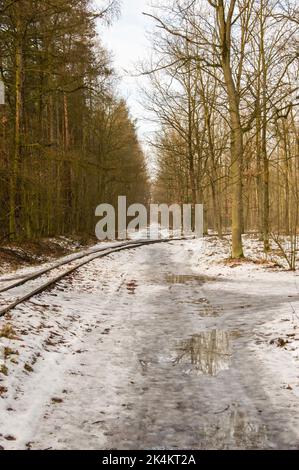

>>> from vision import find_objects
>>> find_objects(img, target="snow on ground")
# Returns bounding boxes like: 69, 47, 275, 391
0, 236, 89, 276
0, 239, 132, 286
0, 235, 299, 449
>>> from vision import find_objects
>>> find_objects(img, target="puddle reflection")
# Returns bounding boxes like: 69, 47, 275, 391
166, 274, 216, 285
179, 297, 222, 317
201, 404, 268, 449
174, 330, 232, 376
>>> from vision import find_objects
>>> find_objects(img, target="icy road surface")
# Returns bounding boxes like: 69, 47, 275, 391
1, 237, 299, 449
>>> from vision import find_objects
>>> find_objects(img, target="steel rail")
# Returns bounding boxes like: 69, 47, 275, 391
0, 239, 155, 293
0, 238, 180, 318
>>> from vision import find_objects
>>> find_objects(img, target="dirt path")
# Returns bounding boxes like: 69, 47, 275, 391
1, 238, 299, 449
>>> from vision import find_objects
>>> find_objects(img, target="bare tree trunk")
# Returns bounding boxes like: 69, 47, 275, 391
216, 0, 244, 258
260, 1, 270, 251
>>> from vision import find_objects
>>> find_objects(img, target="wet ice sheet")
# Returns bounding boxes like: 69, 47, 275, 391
0, 237, 299, 449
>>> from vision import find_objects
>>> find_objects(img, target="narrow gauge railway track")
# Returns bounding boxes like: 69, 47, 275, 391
0, 238, 180, 318
0, 239, 143, 289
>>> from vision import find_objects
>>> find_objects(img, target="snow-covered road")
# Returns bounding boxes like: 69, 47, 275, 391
1, 237, 299, 449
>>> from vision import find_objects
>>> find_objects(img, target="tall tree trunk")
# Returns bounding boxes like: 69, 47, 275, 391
9, 8, 23, 240
63, 93, 72, 231
186, 55, 198, 231
260, 0, 270, 251
217, 0, 244, 258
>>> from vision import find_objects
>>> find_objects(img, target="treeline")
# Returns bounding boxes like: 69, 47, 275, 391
146, 0, 298, 258
0, 0, 149, 241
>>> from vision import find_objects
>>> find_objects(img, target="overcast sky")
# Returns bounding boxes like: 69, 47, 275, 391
96, 0, 155, 156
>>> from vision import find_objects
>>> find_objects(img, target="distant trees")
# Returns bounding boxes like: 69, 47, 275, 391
0, 0, 149, 241
145, 0, 298, 258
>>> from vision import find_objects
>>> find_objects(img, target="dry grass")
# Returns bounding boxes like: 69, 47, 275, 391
0, 364, 8, 376
0, 324, 18, 340
4, 347, 19, 359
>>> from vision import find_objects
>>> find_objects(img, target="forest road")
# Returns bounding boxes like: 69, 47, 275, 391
1, 238, 299, 449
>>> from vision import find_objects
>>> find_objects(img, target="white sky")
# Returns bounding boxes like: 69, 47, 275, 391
96, 0, 155, 157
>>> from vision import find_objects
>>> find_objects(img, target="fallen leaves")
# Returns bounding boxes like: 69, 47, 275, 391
0, 385, 8, 396
282, 384, 293, 391
24, 363, 34, 373
51, 397, 63, 404
4, 435, 16, 441
270, 337, 289, 347
126, 280, 138, 294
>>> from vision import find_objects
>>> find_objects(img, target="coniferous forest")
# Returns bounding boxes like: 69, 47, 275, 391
0, 0, 149, 242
